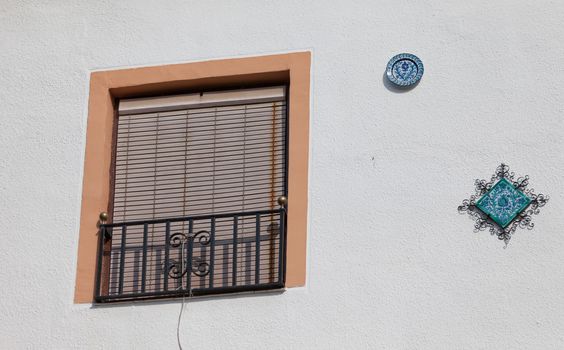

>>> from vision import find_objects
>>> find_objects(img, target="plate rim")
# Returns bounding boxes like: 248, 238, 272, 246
386, 53, 424, 86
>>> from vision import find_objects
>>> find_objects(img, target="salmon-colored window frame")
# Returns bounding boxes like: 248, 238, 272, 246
74, 52, 310, 303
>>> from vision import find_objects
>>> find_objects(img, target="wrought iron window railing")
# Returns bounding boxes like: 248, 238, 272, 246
95, 208, 286, 302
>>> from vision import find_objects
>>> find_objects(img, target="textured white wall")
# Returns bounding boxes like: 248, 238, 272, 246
1, 1, 564, 349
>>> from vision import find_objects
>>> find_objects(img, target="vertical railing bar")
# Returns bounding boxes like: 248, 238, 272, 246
178, 229, 183, 290
209, 217, 216, 288
133, 251, 140, 293
199, 246, 205, 287
141, 223, 148, 293
155, 249, 162, 291
222, 243, 229, 287
232, 216, 238, 286
94, 226, 105, 299
245, 242, 251, 285
255, 214, 260, 285
111, 255, 119, 297
164, 221, 170, 291
186, 219, 193, 292
118, 225, 126, 295
278, 208, 285, 284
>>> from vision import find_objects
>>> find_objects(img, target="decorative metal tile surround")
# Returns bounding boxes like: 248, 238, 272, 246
458, 164, 549, 244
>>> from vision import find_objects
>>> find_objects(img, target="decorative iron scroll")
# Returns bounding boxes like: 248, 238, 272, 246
458, 163, 549, 244
167, 230, 211, 279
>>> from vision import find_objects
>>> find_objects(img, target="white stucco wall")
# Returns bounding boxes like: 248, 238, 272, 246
2, 1, 564, 349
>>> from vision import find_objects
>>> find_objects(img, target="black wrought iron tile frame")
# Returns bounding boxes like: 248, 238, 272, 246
458, 163, 549, 244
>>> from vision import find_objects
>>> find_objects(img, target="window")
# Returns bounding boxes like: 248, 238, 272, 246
95, 87, 288, 301
74, 53, 310, 303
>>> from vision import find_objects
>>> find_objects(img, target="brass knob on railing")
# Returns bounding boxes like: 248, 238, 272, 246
277, 196, 288, 207
99, 212, 108, 223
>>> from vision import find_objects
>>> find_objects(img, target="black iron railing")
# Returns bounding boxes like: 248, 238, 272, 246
95, 208, 286, 302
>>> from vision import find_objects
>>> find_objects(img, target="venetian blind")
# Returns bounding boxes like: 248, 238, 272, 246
112, 86, 287, 222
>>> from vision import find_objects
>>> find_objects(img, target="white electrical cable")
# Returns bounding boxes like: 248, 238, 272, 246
176, 292, 186, 350
176, 240, 192, 350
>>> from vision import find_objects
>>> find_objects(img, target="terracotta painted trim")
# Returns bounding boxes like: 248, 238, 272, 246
74, 52, 311, 303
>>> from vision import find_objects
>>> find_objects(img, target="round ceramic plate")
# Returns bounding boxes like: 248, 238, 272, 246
386, 53, 424, 87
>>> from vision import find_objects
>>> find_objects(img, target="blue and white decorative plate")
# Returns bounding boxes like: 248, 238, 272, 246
386, 53, 424, 87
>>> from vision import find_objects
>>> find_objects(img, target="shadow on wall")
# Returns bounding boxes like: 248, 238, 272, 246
382, 71, 420, 93
90, 288, 285, 309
